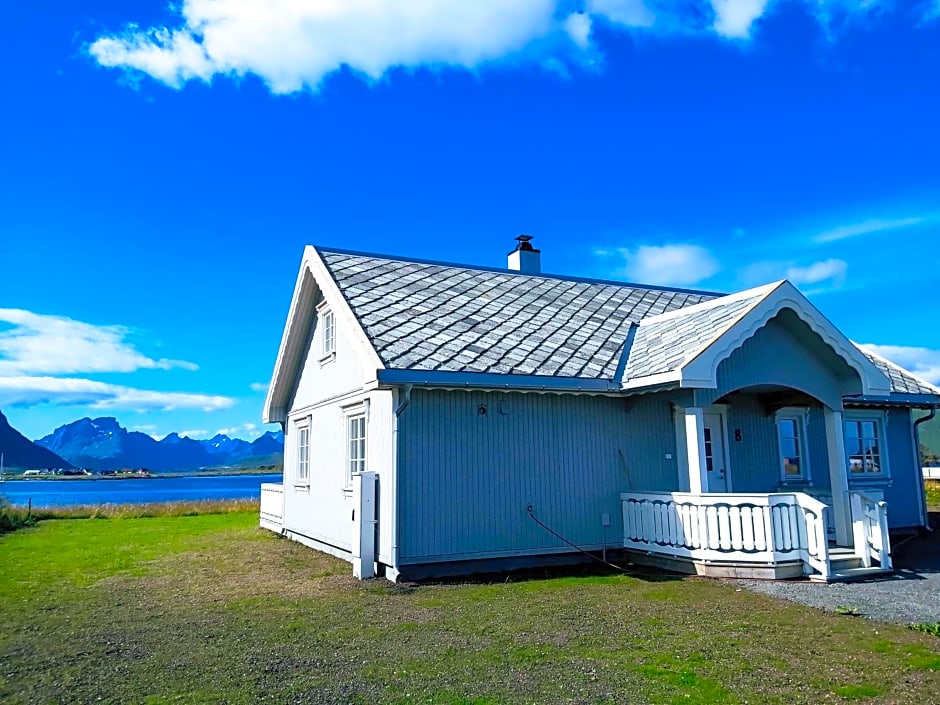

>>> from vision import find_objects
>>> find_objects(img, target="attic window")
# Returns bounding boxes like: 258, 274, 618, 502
322, 309, 336, 358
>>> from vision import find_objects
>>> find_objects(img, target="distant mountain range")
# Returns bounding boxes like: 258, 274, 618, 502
0, 410, 74, 471
34, 417, 283, 472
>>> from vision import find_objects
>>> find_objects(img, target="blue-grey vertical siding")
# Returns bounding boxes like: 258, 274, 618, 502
696, 312, 856, 411
723, 394, 779, 493
721, 399, 832, 493
398, 389, 683, 564
853, 407, 923, 529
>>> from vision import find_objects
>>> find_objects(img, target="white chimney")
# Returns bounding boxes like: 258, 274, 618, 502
507, 234, 541, 274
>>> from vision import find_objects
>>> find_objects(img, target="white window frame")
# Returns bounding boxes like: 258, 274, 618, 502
295, 418, 310, 487
345, 411, 367, 488
775, 407, 810, 484
318, 302, 336, 363
843, 411, 889, 479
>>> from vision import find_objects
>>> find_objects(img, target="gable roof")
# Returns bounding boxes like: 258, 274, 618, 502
621, 280, 893, 398
318, 247, 717, 379
264, 246, 938, 422
624, 285, 772, 380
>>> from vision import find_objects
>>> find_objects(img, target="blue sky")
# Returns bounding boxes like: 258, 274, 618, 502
2, 0, 939, 441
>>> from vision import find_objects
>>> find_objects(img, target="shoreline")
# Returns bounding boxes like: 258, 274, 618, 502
1, 467, 282, 482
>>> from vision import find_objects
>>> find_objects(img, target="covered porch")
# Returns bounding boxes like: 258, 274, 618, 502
620, 385, 894, 581
621, 489, 891, 581
618, 289, 898, 581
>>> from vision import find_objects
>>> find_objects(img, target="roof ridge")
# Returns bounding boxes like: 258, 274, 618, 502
633, 281, 783, 327
315, 245, 726, 298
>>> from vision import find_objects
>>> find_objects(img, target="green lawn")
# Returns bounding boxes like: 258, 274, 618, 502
1, 512, 939, 704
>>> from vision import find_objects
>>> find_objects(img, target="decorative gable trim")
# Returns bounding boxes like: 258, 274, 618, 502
623, 281, 892, 398
263, 246, 385, 425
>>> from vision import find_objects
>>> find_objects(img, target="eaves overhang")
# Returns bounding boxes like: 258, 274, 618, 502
376, 368, 620, 393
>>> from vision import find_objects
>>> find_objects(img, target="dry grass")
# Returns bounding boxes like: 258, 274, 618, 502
1, 497, 257, 532
1, 513, 939, 705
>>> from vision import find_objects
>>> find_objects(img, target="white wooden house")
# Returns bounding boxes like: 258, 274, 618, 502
260, 237, 939, 582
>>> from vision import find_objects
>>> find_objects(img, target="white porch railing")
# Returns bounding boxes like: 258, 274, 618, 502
621, 492, 832, 580
850, 491, 892, 570
260, 483, 284, 533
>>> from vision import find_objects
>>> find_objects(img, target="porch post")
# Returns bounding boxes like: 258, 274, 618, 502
824, 408, 852, 546
684, 407, 709, 494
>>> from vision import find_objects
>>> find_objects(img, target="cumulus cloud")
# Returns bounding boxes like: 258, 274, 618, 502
249, 382, 269, 393
0, 308, 235, 413
710, 0, 771, 38
90, 0, 570, 93
858, 344, 940, 386
563, 13, 593, 48
597, 244, 720, 287
88, 0, 923, 92
0, 308, 196, 376
785, 258, 847, 288
0, 376, 234, 411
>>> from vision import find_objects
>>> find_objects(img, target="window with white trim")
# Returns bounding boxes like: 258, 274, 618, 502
775, 410, 809, 482
844, 416, 884, 476
322, 309, 335, 357
346, 414, 366, 485
296, 425, 310, 484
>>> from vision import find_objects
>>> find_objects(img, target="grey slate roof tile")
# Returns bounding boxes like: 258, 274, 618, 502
319, 248, 715, 379
316, 248, 937, 398
859, 349, 939, 396
623, 295, 762, 379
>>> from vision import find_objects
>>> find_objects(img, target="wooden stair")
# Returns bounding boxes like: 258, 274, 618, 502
808, 547, 892, 583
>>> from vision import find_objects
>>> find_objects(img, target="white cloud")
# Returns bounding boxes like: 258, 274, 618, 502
563, 13, 593, 48
587, 0, 655, 28
214, 422, 260, 439
0, 308, 197, 376
90, 0, 567, 93
597, 244, 720, 287
814, 216, 928, 243
710, 0, 770, 38
858, 344, 940, 385
738, 258, 847, 291
590, 0, 895, 39
0, 376, 235, 412
89, 1, 927, 92
178, 429, 210, 439
249, 382, 269, 393
785, 258, 847, 288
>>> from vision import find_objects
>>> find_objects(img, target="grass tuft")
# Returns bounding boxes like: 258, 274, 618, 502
909, 622, 940, 638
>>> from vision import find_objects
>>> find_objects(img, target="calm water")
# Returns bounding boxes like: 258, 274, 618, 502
0, 473, 280, 507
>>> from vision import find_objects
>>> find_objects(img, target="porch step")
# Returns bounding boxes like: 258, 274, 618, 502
809, 566, 892, 583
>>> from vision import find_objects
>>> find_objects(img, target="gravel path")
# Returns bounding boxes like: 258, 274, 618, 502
734, 529, 940, 625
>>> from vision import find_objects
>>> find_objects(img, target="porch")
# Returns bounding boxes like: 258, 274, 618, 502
621, 490, 892, 582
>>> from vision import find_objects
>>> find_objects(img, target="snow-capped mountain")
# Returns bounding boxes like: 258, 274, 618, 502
36, 417, 283, 472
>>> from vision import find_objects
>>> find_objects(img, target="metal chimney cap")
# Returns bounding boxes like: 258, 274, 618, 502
513, 234, 539, 252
